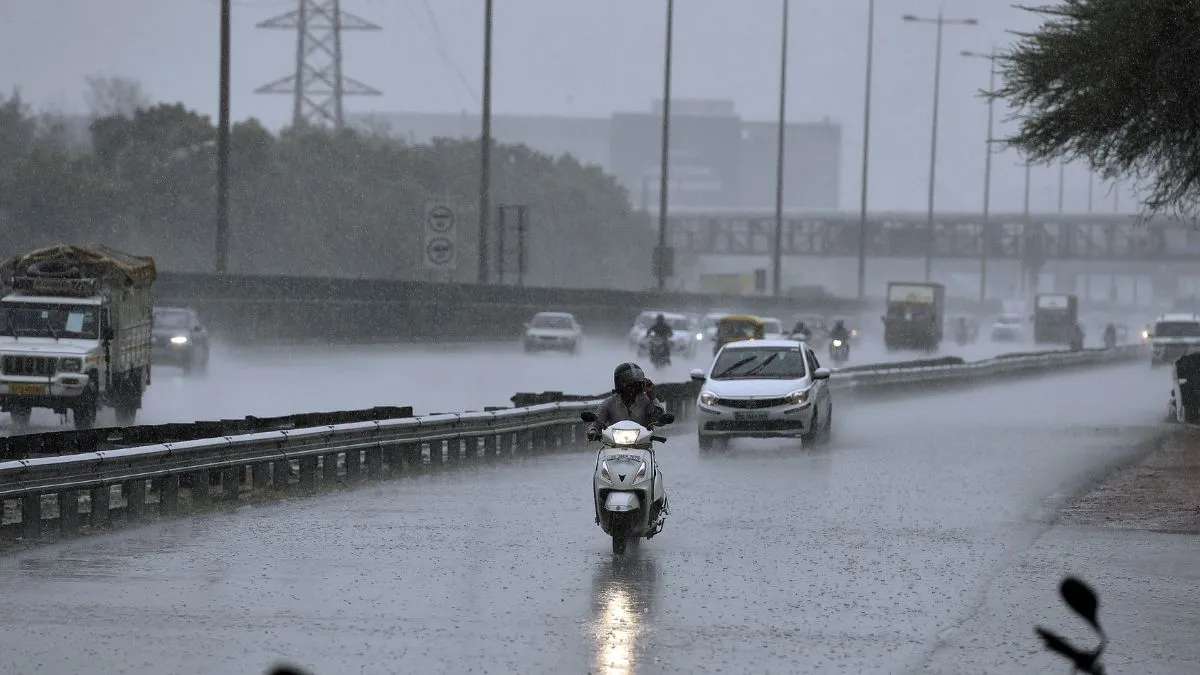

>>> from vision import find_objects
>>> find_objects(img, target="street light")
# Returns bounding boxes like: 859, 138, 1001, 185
216, 0, 231, 273
770, 0, 791, 298
961, 47, 997, 303
856, 0, 876, 300
477, 0, 494, 284
1057, 160, 1065, 213
655, 0, 675, 291
903, 11, 978, 282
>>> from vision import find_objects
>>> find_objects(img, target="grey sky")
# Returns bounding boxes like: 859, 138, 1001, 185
0, 0, 1136, 212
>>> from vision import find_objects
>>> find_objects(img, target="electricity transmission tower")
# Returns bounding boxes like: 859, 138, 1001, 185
255, 0, 382, 130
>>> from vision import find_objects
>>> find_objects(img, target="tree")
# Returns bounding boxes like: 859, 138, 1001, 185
993, 0, 1200, 216
84, 75, 149, 119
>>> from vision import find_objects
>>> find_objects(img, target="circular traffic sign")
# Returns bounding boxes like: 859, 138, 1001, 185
426, 237, 455, 265
427, 205, 455, 233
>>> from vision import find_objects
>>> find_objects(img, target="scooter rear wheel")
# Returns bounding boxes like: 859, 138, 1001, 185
612, 535, 627, 555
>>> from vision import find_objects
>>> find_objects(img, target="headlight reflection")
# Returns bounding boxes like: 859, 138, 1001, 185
593, 587, 637, 675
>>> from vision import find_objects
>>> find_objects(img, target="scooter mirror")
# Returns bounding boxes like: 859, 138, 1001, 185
580, 411, 597, 423
658, 413, 675, 425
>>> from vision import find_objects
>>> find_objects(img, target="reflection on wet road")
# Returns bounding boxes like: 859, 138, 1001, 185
0, 360, 1173, 674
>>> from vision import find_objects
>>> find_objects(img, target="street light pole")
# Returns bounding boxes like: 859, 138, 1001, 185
1023, 161, 1032, 217
962, 47, 997, 304
770, 0, 791, 298
1087, 173, 1094, 213
655, 0, 675, 291
1057, 161, 1065, 213
856, 0, 876, 300
904, 12, 978, 282
215, 0, 231, 273
477, 0, 494, 284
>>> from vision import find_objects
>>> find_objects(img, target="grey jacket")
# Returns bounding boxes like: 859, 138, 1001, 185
588, 392, 665, 435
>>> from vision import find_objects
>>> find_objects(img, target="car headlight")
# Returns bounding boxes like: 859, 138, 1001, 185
633, 461, 647, 483
787, 389, 810, 405
170, 335, 189, 345
1142, 330, 1150, 340
699, 390, 717, 406
600, 460, 612, 482
611, 429, 640, 445
832, 339, 843, 347
695, 332, 704, 340
59, 358, 82, 373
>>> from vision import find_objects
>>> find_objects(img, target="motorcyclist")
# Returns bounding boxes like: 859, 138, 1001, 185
645, 313, 673, 362
587, 363, 668, 520
829, 319, 851, 344
1070, 323, 1085, 351
791, 320, 811, 341
1103, 323, 1117, 349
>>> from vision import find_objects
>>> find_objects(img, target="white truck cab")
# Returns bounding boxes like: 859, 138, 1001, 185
1147, 313, 1200, 367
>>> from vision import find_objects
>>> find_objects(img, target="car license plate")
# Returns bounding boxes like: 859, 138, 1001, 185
734, 411, 768, 421
10, 383, 45, 396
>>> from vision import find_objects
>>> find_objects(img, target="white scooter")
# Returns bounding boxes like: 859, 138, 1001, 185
580, 410, 675, 555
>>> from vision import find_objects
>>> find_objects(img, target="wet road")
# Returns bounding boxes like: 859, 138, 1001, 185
0, 360, 1180, 674
9, 336, 1037, 431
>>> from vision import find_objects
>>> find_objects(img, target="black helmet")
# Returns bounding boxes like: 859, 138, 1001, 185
656, 313, 666, 322
614, 362, 647, 392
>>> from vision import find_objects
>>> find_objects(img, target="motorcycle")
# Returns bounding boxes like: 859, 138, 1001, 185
829, 338, 849, 364
580, 410, 675, 555
645, 333, 671, 369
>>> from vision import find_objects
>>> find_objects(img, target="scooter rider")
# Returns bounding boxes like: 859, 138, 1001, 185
829, 319, 850, 344
791, 320, 811, 341
646, 313, 674, 361
1103, 322, 1117, 349
587, 363, 668, 519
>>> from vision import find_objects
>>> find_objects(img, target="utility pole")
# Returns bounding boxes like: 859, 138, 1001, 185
770, 0, 791, 298
1057, 161, 1065, 213
655, 0, 676, 291
856, 0, 876, 300
962, 47, 998, 303
903, 11, 978, 282
216, 0, 232, 273
255, 0, 381, 130
478, 0, 494, 284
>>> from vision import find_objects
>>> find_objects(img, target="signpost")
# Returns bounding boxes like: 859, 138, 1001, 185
423, 201, 459, 275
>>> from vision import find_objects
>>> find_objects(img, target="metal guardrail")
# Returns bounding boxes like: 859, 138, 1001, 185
0, 344, 1145, 542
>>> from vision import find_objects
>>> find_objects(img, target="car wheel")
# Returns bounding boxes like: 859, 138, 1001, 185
801, 406, 821, 445
817, 406, 833, 445
698, 434, 715, 452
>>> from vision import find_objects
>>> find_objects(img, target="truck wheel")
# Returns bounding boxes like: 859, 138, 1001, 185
73, 385, 98, 430
9, 407, 31, 432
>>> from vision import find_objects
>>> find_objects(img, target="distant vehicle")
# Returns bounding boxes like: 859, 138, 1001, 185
829, 315, 861, 343
523, 311, 582, 354
626, 309, 672, 349
1147, 313, 1200, 367
761, 317, 785, 339
697, 312, 732, 343
690, 338, 834, 451
152, 306, 211, 376
635, 311, 699, 358
990, 313, 1025, 342
881, 281, 944, 351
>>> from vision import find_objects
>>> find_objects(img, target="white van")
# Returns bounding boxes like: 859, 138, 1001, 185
1148, 313, 1200, 366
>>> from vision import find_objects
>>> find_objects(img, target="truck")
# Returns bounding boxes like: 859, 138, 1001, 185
1032, 293, 1078, 344
881, 281, 945, 352
0, 244, 155, 431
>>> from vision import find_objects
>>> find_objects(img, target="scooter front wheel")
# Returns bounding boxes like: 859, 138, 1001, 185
612, 534, 627, 555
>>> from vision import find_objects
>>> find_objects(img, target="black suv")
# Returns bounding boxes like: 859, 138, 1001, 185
152, 306, 210, 375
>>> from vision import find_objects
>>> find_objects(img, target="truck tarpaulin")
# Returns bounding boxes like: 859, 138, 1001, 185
5, 244, 157, 290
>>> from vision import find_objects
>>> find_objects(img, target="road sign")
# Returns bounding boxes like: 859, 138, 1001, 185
423, 201, 458, 271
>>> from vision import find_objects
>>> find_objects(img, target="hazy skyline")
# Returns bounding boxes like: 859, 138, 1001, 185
0, 0, 1139, 213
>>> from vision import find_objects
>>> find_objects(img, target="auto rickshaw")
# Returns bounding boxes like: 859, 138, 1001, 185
713, 315, 766, 356
1168, 352, 1200, 423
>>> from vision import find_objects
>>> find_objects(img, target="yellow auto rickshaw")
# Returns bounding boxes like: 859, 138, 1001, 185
713, 315, 766, 355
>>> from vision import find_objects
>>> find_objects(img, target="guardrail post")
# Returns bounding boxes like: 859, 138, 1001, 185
322, 453, 338, 481
222, 468, 241, 500
160, 474, 180, 515
402, 443, 422, 469
517, 430, 532, 455
273, 458, 292, 490
464, 436, 480, 461
365, 445, 382, 477
89, 484, 110, 528
125, 479, 147, 521
299, 456, 318, 487
429, 441, 444, 466
346, 448, 363, 480
483, 433, 498, 460
448, 438, 463, 463
21, 493, 42, 538
190, 472, 210, 506
252, 463, 270, 489
59, 490, 80, 534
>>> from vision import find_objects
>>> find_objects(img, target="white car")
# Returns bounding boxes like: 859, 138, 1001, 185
1149, 313, 1200, 367
634, 312, 699, 358
689, 339, 834, 451
990, 313, 1025, 341
762, 317, 785, 339
523, 312, 582, 354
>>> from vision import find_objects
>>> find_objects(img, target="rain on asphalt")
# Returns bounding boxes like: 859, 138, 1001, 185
0, 338, 1172, 673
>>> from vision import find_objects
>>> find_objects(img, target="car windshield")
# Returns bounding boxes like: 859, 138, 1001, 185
1154, 321, 1200, 338
532, 315, 573, 329
0, 302, 99, 339
710, 347, 808, 380
154, 311, 190, 330
996, 315, 1021, 325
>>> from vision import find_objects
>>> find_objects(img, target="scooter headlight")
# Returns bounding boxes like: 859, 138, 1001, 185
600, 460, 612, 482
787, 389, 810, 405
170, 335, 189, 345
611, 429, 640, 445
634, 461, 647, 483
695, 332, 704, 340
832, 339, 843, 347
